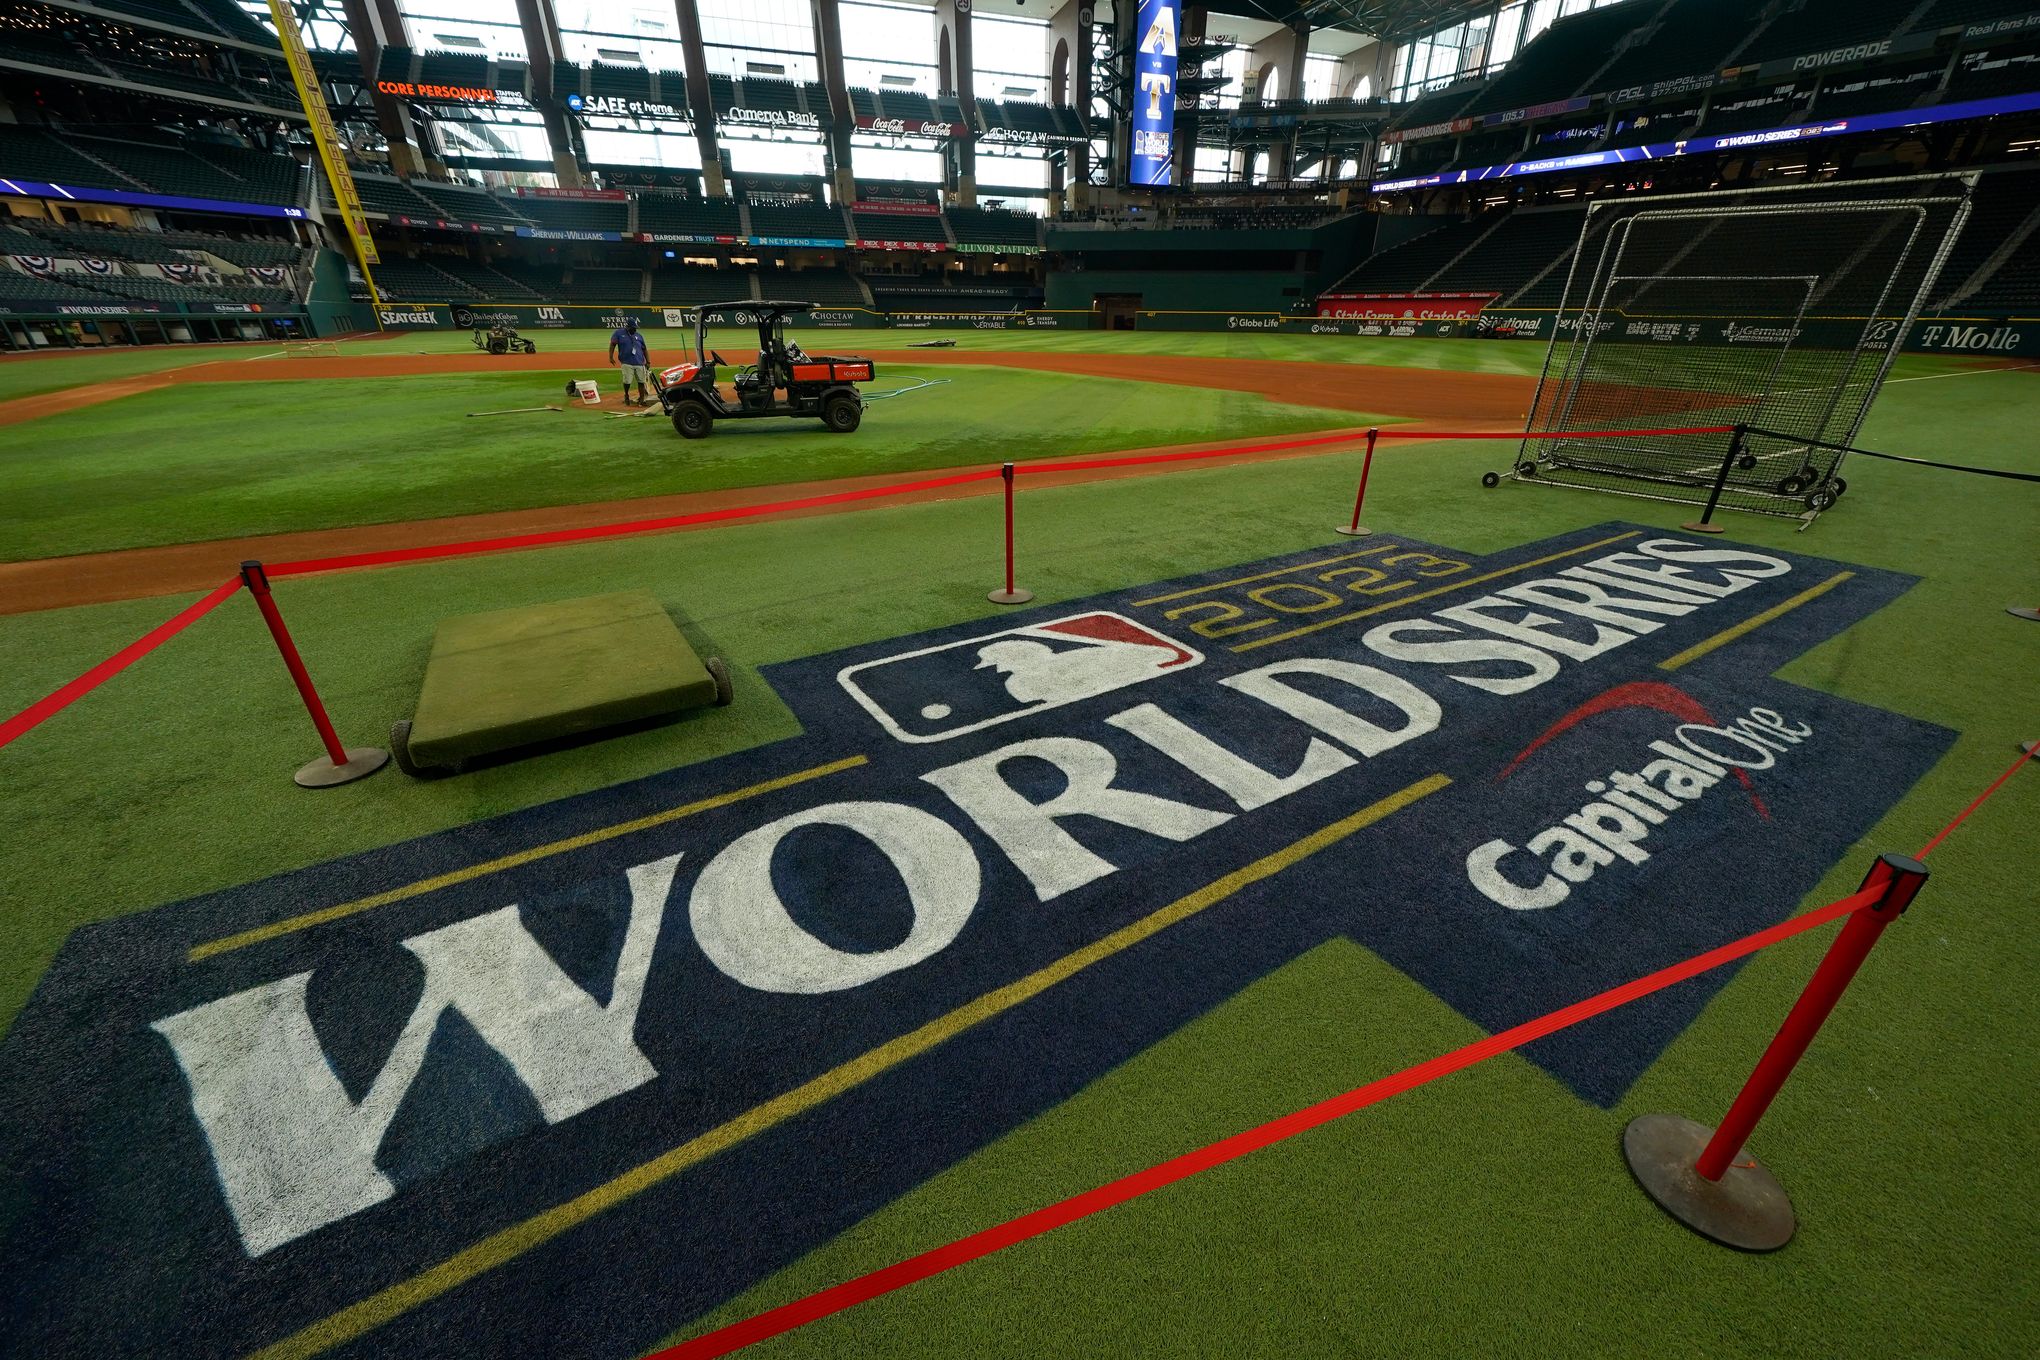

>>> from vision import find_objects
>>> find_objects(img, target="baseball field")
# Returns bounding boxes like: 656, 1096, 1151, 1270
0, 330, 2033, 1360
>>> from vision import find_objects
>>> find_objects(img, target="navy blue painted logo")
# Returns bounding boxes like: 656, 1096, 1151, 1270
0, 525, 1952, 1358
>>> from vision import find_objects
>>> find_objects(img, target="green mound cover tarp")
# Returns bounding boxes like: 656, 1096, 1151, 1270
406, 590, 716, 769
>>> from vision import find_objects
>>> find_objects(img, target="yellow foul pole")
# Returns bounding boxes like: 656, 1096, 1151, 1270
265, 0, 385, 314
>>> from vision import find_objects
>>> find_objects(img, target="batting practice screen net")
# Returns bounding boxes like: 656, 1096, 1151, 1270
1513, 175, 1973, 518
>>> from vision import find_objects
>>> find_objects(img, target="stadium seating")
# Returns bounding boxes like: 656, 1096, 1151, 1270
1458, 5, 1641, 118
187, 143, 305, 207
0, 221, 52, 253
351, 176, 440, 219
1701, 91, 1816, 134
177, 233, 302, 267
9, 35, 111, 78
1738, 0, 1921, 66
70, 137, 235, 200
947, 208, 1041, 247
556, 267, 643, 302
1426, 207, 1588, 299
638, 194, 744, 237
410, 182, 531, 228
1935, 169, 2040, 306
1814, 69, 1942, 118
0, 270, 107, 305
430, 258, 544, 301
649, 265, 748, 305
91, 0, 223, 36
749, 203, 852, 239
1324, 213, 1502, 293
1594, 0, 1769, 92
1944, 50, 2040, 103
750, 269, 867, 307
0, 126, 134, 190
852, 210, 948, 243
371, 257, 486, 300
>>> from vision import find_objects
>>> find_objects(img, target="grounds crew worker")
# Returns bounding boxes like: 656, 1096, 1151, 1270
609, 316, 652, 407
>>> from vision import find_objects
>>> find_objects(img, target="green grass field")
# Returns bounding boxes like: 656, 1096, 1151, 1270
0, 365, 1374, 560
0, 332, 2033, 1359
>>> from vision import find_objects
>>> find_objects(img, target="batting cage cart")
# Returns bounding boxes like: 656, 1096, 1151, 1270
1494, 174, 1974, 523
653, 300, 874, 439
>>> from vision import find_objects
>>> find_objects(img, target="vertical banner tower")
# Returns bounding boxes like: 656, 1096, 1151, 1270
265, 0, 384, 307
1129, 0, 1179, 186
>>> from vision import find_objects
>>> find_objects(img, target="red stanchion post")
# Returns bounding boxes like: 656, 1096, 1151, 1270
1334, 427, 1380, 537
987, 462, 1034, 606
240, 560, 388, 788
1622, 851, 1928, 1251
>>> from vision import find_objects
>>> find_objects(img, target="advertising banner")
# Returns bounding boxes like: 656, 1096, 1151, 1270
0, 179, 305, 221
853, 117, 969, 140
1129, 0, 1179, 187
851, 200, 941, 215
507, 186, 630, 200
856, 239, 947, 252
1315, 291, 1499, 321
1383, 117, 1476, 145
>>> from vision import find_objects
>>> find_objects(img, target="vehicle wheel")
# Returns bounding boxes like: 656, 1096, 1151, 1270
674, 403, 713, 439
706, 656, 734, 707
822, 394, 862, 433
488, 337, 507, 355
1481, 471, 1501, 488
1518, 461, 1537, 478
1736, 454, 1758, 470
1805, 489, 1835, 513
1830, 477, 1847, 498
1777, 472, 1807, 494
391, 720, 425, 778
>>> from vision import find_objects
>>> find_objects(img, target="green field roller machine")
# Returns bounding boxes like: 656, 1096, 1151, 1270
389, 590, 732, 777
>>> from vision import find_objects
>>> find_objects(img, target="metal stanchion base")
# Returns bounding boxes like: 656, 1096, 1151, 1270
2007, 606, 2040, 622
295, 746, 390, 788
1334, 524, 1371, 537
2023, 739, 2038, 760
1622, 1114, 1796, 1252
1679, 520, 1727, 535
987, 589, 1035, 606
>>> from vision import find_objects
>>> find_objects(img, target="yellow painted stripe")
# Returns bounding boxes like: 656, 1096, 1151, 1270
189, 756, 869, 962
247, 772, 1450, 1360
1232, 530, 1642, 653
1132, 545, 1399, 607
1657, 571, 1854, 672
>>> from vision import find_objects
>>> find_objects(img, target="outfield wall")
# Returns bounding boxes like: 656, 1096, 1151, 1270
368, 300, 2036, 355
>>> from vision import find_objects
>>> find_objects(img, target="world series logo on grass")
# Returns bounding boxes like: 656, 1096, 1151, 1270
0, 525, 1952, 1358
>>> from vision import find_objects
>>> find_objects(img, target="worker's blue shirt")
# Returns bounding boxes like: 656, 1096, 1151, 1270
611, 328, 648, 366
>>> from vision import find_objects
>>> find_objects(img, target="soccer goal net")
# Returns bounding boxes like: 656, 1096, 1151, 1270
1513, 174, 1973, 519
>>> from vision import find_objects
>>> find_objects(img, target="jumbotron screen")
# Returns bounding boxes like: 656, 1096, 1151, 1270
1128, 0, 1180, 186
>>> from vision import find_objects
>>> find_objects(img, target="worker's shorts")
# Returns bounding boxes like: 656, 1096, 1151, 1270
619, 364, 651, 387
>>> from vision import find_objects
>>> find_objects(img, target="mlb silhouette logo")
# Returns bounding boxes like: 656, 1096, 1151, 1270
838, 612, 1203, 743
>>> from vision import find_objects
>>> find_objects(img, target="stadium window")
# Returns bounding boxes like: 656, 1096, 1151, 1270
842, 0, 939, 97
974, 12, 1049, 93
399, 2, 527, 62
1304, 54, 1339, 103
